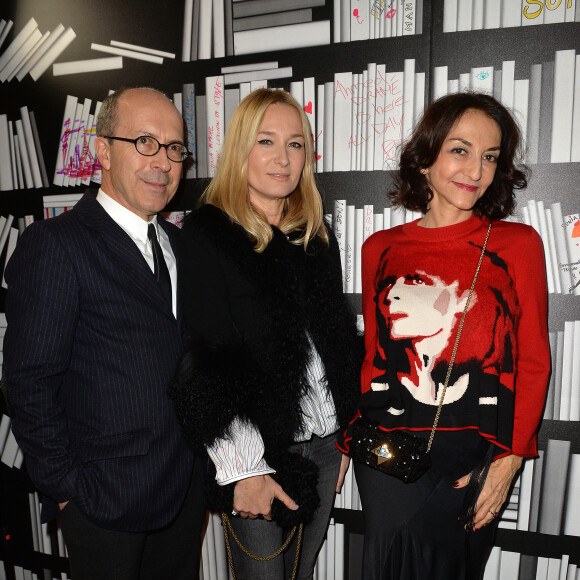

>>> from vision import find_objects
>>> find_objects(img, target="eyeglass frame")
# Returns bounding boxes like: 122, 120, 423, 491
103, 135, 192, 163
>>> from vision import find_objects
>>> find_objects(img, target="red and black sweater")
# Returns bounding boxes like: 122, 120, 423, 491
339, 215, 550, 459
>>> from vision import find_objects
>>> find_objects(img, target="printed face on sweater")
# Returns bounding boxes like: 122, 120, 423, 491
424, 109, 501, 224
382, 272, 468, 340
247, 104, 305, 223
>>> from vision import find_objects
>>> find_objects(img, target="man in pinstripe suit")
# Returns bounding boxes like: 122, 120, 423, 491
3, 88, 205, 579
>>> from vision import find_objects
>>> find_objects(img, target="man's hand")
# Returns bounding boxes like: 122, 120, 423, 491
233, 474, 298, 520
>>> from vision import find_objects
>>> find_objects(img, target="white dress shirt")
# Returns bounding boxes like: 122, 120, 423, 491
208, 334, 339, 485
96, 189, 177, 317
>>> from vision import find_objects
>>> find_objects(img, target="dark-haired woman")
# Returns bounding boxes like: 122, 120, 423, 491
339, 92, 550, 579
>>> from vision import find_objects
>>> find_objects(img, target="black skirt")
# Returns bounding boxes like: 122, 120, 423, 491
354, 429, 498, 580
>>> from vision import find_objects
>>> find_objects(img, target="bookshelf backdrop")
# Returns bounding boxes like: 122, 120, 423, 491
1, 0, 579, 579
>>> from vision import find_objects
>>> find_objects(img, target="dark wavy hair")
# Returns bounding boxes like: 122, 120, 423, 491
390, 92, 528, 220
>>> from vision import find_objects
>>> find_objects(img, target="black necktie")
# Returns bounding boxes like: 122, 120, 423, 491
147, 223, 172, 307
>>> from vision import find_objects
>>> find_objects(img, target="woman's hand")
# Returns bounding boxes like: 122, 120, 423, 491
453, 454, 523, 530
336, 454, 351, 493
233, 474, 298, 520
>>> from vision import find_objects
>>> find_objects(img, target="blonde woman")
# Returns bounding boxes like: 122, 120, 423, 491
170, 88, 360, 579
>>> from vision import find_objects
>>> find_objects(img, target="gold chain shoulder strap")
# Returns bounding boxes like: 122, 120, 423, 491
427, 221, 492, 452
221, 512, 303, 580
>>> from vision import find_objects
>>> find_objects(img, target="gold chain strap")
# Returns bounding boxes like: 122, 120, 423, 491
221, 512, 304, 580
427, 222, 492, 453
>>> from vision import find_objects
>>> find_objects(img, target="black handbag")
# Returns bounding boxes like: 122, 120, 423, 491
350, 223, 492, 483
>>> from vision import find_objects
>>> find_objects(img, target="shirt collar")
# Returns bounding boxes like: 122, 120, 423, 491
97, 188, 158, 244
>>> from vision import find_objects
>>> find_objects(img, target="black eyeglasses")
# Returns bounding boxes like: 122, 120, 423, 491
104, 135, 191, 163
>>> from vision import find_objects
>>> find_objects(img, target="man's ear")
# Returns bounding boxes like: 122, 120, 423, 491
94, 136, 111, 171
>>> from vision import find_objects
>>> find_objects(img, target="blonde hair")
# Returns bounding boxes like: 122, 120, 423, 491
202, 88, 328, 252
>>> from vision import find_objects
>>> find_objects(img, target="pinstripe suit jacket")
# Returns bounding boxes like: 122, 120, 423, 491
3, 190, 194, 532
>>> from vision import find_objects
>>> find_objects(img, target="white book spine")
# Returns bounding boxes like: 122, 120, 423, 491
570, 320, 580, 421
402, 59, 415, 141
372, 64, 385, 169
15, 120, 33, 189
471, 65, 494, 94
457, 0, 473, 31
333, 199, 347, 287
234, 20, 330, 55
564, 454, 580, 536
551, 49, 576, 163
472, 0, 484, 29
536, 200, 555, 293
53, 56, 123, 76
334, 0, 341, 41
544, 0, 566, 23
545, 208, 562, 294
501, 1, 521, 27
212, 0, 226, 58
433, 66, 448, 101
563, 213, 580, 295
29, 26, 76, 81
513, 78, 529, 151
522, 0, 544, 25
351, 0, 370, 40
316, 84, 324, 172
551, 202, 574, 293
198, 0, 212, 60
354, 208, 364, 294
205, 75, 225, 177
516, 458, 534, 531
483, 0, 501, 28
304, 78, 316, 145
19, 106, 42, 188
335, 522, 345, 579
383, 70, 404, 170
333, 72, 354, 172
0, 114, 13, 191
571, 55, 580, 162
366, 63, 377, 170
0, 20, 13, 50
403, 0, 416, 34
325, 520, 335, 578
443, 0, 458, 32
323, 82, 334, 172
182, 0, 194, 61
345, 205, 355, 293
414, 71, 425, 126
560, 321, 575, 420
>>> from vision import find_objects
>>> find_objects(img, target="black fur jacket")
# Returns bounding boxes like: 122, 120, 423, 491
169, 204, 362, 480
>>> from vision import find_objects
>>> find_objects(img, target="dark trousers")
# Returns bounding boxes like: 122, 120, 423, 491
59, 460, 206, 580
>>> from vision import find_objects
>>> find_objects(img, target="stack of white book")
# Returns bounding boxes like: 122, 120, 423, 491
433, 49, 580, 165
545, 320, 580, 421
443, 0, 580, 32
520, 201, 580, 296
52, 96, 103, 188
175, 58, 424, 178
0, 413, 23, 470
329, 200, 422, 293
0, 17, 76, 83
0, 214, 34, 290
181, 0, 331, 61
335, 0, 422, 42
0, 107, 49, 191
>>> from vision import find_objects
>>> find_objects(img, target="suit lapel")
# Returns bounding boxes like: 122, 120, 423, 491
74, 191, 175, 319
